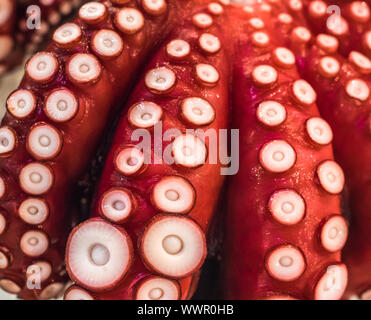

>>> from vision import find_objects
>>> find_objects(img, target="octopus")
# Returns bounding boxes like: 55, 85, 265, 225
0, 0, 369, 300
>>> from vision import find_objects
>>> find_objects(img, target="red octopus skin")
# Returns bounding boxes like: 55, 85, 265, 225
64, 1, 231, 300
221, 2, 348, 300
0, 0, 17, 75
0, 0, 188, 299
232, 0, 314, 59
303, 1, 371, 57
297, 36, 371, 299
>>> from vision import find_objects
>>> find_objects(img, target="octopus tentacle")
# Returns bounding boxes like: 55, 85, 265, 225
65, 1, 231, 300
221, 2, 347, 300
0, 0, 185, 299
303, 1, 371, 58
2, 0, 371, 300
297, 32, 371, 299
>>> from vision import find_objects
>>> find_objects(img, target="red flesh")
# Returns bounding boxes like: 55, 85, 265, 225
0, 0, 185, 299
222, 2, 346, 300
65, 2, 231, 300
299, 37, 371, 299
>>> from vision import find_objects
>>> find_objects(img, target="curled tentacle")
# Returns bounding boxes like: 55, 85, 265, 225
65, 1, 231, 300
222, 3, 347, 300
297, 35, 371, 299
0, 0, 185, 299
